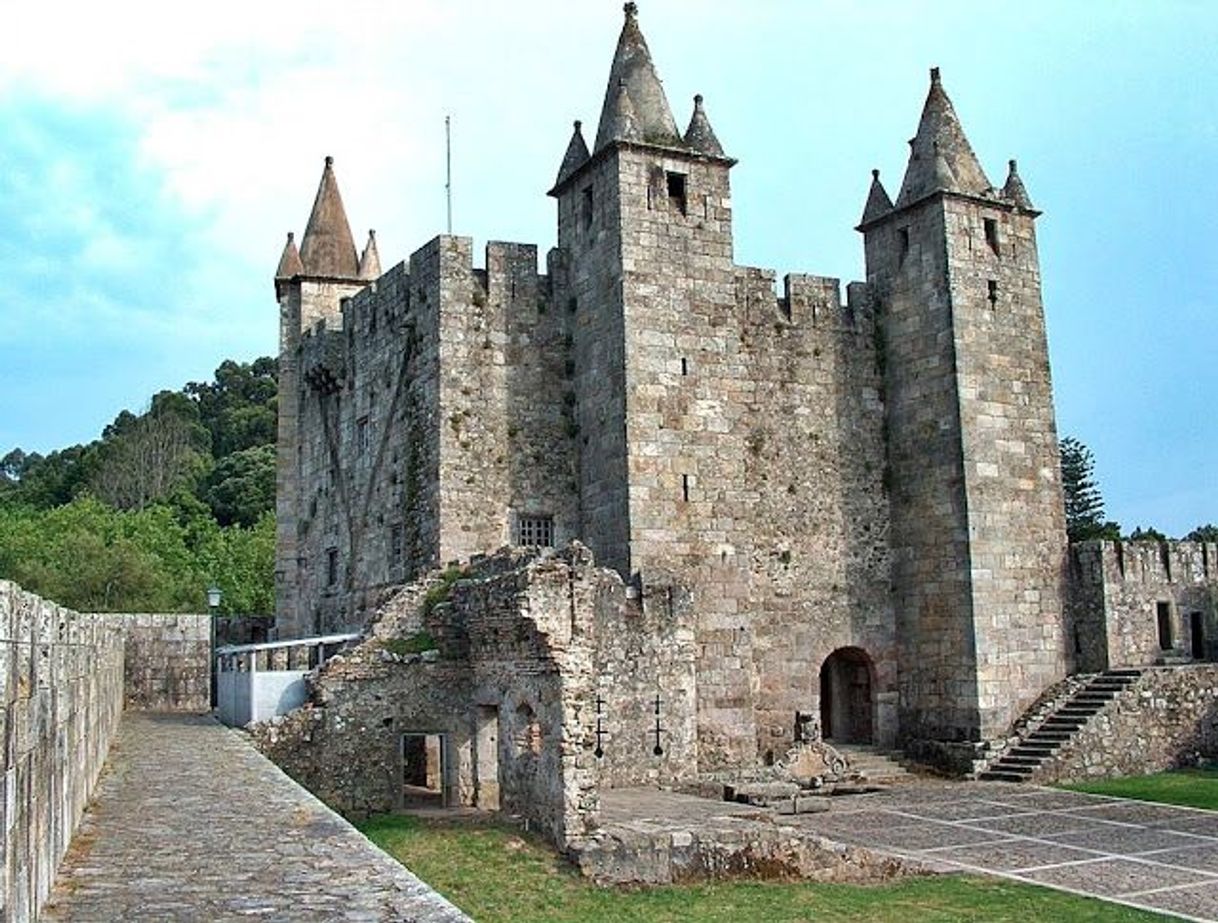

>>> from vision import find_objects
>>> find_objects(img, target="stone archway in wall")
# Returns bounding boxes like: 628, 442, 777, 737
819, 647, 874, 744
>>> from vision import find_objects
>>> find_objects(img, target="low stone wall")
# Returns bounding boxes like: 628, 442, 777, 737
1033, 665, 1218, 784
120, 614, 211, 712
1, 581, 125, 923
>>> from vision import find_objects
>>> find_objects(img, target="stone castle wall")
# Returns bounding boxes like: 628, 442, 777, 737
1, 583, 124, 923
1069, 540, 1218, 670
121, 613, 212, 712
1032, 665, 1218, 784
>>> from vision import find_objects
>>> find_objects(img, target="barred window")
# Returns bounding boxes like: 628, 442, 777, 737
515, 515, 554, 548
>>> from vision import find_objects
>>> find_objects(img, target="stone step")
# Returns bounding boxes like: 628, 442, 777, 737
979, 770, 1031, 783
1103, 669, 1143, 678
998, 756, 1044, 768
1025, 732, 1070, 743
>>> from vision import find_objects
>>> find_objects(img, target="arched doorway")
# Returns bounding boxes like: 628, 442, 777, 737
819, 647, 874, 744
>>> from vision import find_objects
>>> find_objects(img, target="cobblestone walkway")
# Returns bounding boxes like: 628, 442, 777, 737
43, 713, 470, 922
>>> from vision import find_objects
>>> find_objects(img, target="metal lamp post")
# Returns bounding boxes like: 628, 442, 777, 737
207, 585, 222, 708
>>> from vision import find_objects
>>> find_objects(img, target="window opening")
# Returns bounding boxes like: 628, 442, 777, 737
1157, 601, 1173, 651
984, 217, 1000, 256
514, 704, 542, 756
515, 514, 554, 548
680, 357, 688, 376
357, 416, 370, 451
682, 474, 690, 502
666, 172, 687, 215
987, 279, 999, 307
581, 187, 593, 231
326, 548, 339, 587
1191, 611, 1205, 660
390, 524, 403, 567
897, 227, 910, 266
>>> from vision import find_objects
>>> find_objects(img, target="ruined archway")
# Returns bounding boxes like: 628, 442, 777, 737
819, 647, 874, 744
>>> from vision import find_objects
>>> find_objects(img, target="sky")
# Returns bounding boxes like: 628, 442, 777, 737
0, 1, 1214, 536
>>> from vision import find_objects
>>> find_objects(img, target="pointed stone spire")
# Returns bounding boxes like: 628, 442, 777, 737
896, 67, 993, 207
594, 3, 682, 152
1002, 158, 1034, 210
555, 120, 591, 188
275, 231, 304, 280
683, 94, 724, 157
299, 156, 360, 279
859, 169, 894, 226
358, 229, 381, 280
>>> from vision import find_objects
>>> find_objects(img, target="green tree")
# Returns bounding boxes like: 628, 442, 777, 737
1128, 525, 1169, 542
1186, 524, 1218, 543
1059, 437, 1120, 542
202, 444, 276, 527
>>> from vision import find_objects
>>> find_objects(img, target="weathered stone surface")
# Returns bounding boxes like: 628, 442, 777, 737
0, 582, 124, 923
42, 713, 469, 922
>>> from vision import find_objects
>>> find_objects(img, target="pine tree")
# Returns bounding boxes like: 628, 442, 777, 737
1060, 437, 1119, 542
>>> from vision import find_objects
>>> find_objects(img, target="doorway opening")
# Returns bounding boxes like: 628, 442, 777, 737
819, 647, 874, 744
474, 706, 500, 810
400, 733, 446, 807
1191, 611, 1205, 660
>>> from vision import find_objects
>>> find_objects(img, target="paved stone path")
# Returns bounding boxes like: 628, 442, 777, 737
43, 713, 470, 922
792, 781, 1218, 921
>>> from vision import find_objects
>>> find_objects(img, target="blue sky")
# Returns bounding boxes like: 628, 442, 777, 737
0, 1, 1214, 535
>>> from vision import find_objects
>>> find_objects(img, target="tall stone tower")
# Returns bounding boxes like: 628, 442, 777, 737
548, 1, 737, 579
274, 157, 378, 637
859, 69, 1068, 759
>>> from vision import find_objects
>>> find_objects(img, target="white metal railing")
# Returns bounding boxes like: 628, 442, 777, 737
216, 633, 360, 727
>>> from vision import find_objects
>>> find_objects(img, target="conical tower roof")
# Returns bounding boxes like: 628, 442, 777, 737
299, 156, 360, 279
594, 3, 681, 152
275, 232, 304, 279
859, 169, 894, 226
358, 229, 381, 281
555, 120, 591, 188
1002, 159, 1034, 210
896, 68, 992, 207
683, 94, 724, 157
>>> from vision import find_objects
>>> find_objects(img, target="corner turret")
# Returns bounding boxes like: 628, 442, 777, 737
554, 120, 591, 188
358, 229, 381, 281
1002, 158, 1035, 211
858, 169, 893, 227
683, 94, 724, 157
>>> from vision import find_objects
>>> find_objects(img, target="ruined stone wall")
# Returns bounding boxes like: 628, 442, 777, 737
120, 614, 211, 712
1068, 541, 1218, 670
1, 582, 124, 923
1033, 665, 1218, 784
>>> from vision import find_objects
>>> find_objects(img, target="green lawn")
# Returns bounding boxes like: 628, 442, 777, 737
1059, 766, 1218, 810
357, 814, 1167, 922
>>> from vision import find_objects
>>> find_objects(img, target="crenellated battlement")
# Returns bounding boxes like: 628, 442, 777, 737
1074, 540, 1217, 586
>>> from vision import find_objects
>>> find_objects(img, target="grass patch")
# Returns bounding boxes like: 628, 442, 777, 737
420, 564, 465, 617
380, 631, 436, 656
1060, 766, 1218, 810
357, 814, 1165, 922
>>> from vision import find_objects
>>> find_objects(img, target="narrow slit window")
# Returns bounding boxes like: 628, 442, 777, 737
326, 548, 339, 587
897, 227, 910, 266
581, 187, 593, 231
984, 217, 1000, 256
680, 357, 688, 376
987, 279, 999, 307
666, 172, 687, 215
1157, 601, 1173, 651
357, 416, 370, 451
682, 474, 690, 502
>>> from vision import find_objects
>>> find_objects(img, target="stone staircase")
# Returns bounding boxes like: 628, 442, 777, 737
835, 744, 915, 784
979, 669, 1143, 782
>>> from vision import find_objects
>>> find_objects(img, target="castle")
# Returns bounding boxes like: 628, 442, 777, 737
269, 4, 1218, 801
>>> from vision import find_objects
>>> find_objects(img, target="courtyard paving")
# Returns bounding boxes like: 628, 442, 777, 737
789, 781, 1218, 921
42, 712, 470, 922
598, 783, 1218, 920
